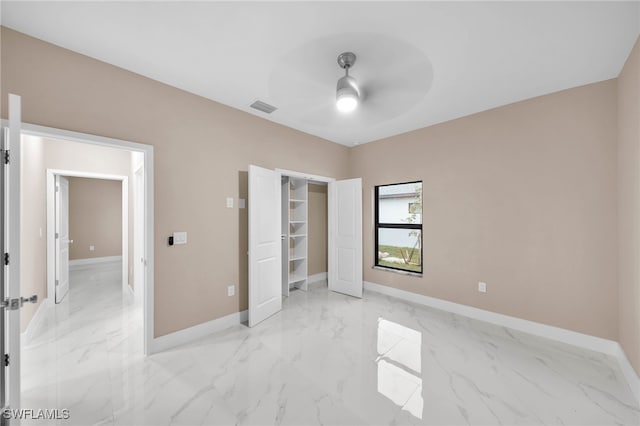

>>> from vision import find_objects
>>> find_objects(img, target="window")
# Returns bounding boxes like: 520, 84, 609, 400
375, 181, 423, 274
408, 202, 420, 214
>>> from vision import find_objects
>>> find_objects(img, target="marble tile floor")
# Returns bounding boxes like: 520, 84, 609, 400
21, 261, 640, 425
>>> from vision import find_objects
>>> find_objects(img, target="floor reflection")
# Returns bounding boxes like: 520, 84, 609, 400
376, 317, 424, 419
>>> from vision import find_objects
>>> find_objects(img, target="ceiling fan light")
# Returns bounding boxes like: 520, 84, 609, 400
336, 94, 358, 112
336, 74, 360, 113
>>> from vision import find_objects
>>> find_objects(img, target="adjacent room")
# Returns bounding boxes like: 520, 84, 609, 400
0, 1, 639, 425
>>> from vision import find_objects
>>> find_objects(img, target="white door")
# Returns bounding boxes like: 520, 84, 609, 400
2, 94, 27, 414
55, 175, 70, 303
248, 165, 282, 327
328, 178, 363, 298
134, 166, 145, 304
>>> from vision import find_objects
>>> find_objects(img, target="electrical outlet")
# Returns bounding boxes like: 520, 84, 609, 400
227, 285, 235, 297
478, 281, 487, 293
89, 245, 95, 251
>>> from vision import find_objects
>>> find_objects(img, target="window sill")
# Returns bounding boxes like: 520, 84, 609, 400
373, 265, 423, 278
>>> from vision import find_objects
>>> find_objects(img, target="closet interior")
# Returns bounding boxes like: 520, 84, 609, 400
281, 176, 308, 296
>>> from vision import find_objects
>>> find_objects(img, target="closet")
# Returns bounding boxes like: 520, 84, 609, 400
247, 164, 363, 327
281, 176, 309, 296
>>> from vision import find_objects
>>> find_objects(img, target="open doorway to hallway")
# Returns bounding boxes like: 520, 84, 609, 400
18, 129, 153, 423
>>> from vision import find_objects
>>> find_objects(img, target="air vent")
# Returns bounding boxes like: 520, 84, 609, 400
250, 100, 277, 114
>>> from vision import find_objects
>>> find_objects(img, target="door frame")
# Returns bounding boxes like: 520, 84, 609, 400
275, 168, 364, 296
275, 168, 335, 185
47, 170, 129, 299
133, 164, 145, 304
18, 122, 155, 356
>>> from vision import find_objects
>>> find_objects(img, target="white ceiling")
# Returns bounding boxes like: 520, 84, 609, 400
2, 1, 639, 146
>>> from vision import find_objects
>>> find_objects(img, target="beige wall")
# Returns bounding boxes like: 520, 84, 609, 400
20, 135, 45, 332
618, 36, 640, 374
68, 177, 122, 260
308, 183, 327, 276
7, 25, 637, 349
1, 28, 350, 337
19, 135, 132, 331
350, 80, 619, 340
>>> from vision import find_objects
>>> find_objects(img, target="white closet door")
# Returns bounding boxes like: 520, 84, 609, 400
248, 165, 282, 327
328, 178, 363, 298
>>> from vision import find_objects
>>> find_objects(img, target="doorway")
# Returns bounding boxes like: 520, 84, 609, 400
20, 124, 154, 356
247, 165, 363, 327
2, 95, 154, 415
47, 171, 129, 303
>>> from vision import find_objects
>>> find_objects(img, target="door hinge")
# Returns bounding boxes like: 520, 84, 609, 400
4, 354, 9, 367
1, 298, 20, 311
3, 150, 8, 165
55, 233, 59, 239
55, 279, 59, 286
3, 253, 8, 266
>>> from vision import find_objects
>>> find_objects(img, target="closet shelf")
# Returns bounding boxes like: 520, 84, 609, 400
283, 175, 308, 296
289, 274, 306, 284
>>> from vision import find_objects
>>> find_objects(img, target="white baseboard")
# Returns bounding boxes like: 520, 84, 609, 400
616, 344, 640, 405
364, 281, 619, 355
308, 272, 327, 283
364, 281, 640, 405
70, 255, 122, 269
22, 297, 51, 347
151, 310, 248, 354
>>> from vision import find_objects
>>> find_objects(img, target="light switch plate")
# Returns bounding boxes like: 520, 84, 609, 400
173, 232, 187, 245
239, 198, 246, 209
226, 197, 234, 208
227, 285, 235, 297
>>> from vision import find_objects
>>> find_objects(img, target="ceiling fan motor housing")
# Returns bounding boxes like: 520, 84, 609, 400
337, 74, 360, 97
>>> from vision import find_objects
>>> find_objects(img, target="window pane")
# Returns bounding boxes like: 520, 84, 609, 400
377, 228, 422, 273
378, 182, 422, 224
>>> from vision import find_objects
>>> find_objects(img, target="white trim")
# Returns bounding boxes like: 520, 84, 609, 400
21, 298, 51, 347
19, 122, 155, 356
275, 168, 335, 184
308, 272, 327, 283
151, 310, 248, 353
133, 164, 145, 305
17, 122, 152, 153
616, 344, 640, 405
363, 281, 619, 355
69, 255, 122, 268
